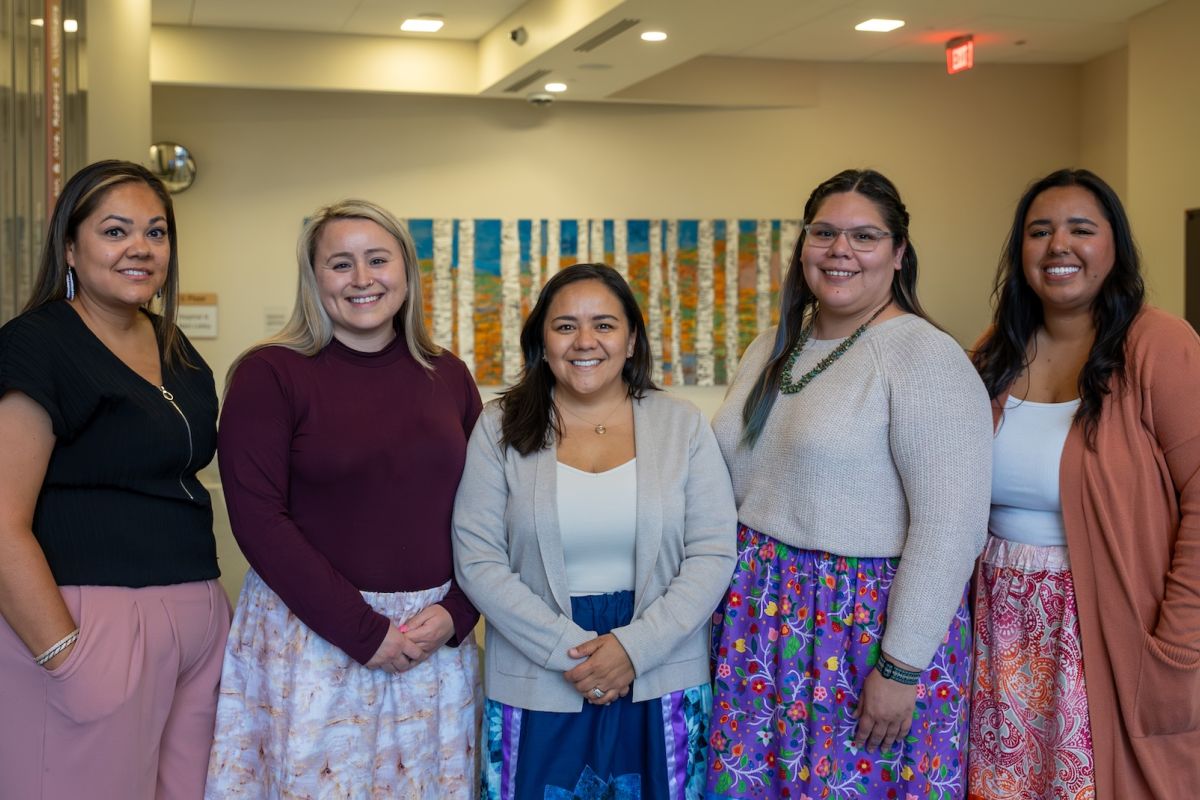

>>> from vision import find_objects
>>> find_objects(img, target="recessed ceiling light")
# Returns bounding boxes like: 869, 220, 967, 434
544, 82, 568, 93
640, 31, 667, 42
30, 17, 43, 26
63, 19, 78, 32
855, 19, 905, 32
401, 17, 444, 33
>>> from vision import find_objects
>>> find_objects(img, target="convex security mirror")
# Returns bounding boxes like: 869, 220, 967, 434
148, 142, 196, 193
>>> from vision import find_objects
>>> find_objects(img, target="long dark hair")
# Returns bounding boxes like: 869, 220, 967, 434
500, 263, 656, 455
971, 169, 1144, 447
740, 168, 931, 446
24, 159, 190, 367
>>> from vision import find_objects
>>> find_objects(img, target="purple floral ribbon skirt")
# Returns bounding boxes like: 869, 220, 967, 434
707, 525, 971, 800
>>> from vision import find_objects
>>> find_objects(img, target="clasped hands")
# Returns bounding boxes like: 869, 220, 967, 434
364, 604, 455, 674
564, 633, 635, 706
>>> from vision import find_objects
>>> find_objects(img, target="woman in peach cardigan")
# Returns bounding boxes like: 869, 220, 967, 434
969, 168, 1200, 799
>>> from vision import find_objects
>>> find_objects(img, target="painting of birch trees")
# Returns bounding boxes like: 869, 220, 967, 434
406, 218, 796, 387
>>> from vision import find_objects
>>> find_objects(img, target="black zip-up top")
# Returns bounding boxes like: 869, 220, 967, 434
0, 301, 219, 587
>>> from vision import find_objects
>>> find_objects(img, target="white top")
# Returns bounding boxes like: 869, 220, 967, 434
556, 458, 638, 596
712, 315, 993, 668
989, 395, 1079, 547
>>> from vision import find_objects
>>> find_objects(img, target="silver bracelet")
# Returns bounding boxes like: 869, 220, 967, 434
34, 628, 79, 666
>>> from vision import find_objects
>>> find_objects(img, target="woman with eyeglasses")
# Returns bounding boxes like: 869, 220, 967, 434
968, 169, 1200, 799
706, 169, 992, 799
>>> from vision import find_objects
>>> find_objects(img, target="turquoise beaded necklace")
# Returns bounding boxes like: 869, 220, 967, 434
780, 301, 891, 394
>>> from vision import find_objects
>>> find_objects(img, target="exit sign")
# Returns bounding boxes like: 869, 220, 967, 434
946, 35, 974, 75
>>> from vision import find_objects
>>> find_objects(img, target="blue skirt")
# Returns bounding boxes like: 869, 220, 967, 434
481, 591, 711, 800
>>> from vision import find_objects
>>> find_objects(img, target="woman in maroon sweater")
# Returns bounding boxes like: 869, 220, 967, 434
205, 200, 482, 799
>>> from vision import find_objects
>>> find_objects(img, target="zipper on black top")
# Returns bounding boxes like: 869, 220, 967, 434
158, 385, 196, 500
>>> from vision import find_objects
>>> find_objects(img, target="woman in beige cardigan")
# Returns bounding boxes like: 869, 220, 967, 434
970, 168, 1200, 799
452, 263, 736, 799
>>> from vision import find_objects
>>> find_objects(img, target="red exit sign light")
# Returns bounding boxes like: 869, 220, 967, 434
946, 35, 974, 75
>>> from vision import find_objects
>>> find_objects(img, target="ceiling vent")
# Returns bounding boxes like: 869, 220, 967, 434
574, 18, 640, 53
504, 68, 553, 93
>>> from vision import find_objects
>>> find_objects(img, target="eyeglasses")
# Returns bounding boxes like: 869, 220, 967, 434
803, 223, 894, 253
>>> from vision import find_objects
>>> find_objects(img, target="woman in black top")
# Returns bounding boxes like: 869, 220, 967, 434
0, 160, 229, 800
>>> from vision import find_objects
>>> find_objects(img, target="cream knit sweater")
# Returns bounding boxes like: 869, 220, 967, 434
712, 314, 992, 668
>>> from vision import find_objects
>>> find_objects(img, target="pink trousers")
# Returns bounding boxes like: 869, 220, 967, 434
0, 580, 230, 800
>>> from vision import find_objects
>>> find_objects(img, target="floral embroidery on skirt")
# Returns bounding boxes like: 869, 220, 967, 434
707, 525, 971, 799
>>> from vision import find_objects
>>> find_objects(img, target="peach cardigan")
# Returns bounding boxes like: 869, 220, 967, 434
993, 307, 1200, 799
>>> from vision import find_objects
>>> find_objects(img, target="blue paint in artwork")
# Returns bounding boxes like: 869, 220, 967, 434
474, 219, 502, 276
531, 220, 545, 258
561, 220, 579, 255
677, 221, 698, 251
409, 219, 434, 261
626, 220, 650, 254
518, 220, 532, 263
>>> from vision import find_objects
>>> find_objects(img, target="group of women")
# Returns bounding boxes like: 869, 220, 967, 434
0, 158, 1195, 800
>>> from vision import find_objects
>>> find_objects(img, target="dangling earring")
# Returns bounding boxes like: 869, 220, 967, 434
65, 266, 76, 300
156, 287, 163, 300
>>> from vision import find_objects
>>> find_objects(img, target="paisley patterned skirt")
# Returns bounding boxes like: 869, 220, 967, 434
205, 569, 480, 799
968, 536, 1095, 800
481, 590, 712, 800
707, 525, 972, 799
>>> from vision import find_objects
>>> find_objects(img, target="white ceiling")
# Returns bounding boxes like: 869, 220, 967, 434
149, 0, 1167, 103
152, 0, 1164, 61
151, 0, 529, 40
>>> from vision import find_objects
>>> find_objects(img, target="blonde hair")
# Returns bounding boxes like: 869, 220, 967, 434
226, 199, 439, 386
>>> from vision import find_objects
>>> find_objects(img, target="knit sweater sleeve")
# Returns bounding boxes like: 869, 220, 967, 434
878, 324, 993, 668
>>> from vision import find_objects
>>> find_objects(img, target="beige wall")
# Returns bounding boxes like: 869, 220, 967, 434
85, 0, 152, 162
154, 60, 1079, 392
1128, 0, 1200, 314
1080, 48, 1129, 199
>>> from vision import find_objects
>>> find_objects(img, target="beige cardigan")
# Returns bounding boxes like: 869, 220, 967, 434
993, 307, 1200, 799
452, 391, 737, 712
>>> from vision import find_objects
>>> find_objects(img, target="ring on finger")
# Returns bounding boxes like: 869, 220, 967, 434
590, 687, 605, 700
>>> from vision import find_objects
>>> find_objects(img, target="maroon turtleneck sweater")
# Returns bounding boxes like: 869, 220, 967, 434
217, 334, 482, 664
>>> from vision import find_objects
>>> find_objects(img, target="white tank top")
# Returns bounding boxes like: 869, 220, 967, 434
556, 459, 637, 596
989, 395, 1079, 547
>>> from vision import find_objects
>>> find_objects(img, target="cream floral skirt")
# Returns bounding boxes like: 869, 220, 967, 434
205, 569, 480, 799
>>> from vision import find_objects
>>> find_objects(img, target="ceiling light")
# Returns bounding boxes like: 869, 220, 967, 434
63, 19, 78, 32
640, 31, 667, 42
544, 82, 567, 93
855, 19, 905, 32
401, 17, 444, 33
30, 17, 43, 26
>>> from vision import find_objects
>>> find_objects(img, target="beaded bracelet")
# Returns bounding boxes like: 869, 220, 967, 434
34, 628, 79, 667
874, 653, 921, 685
